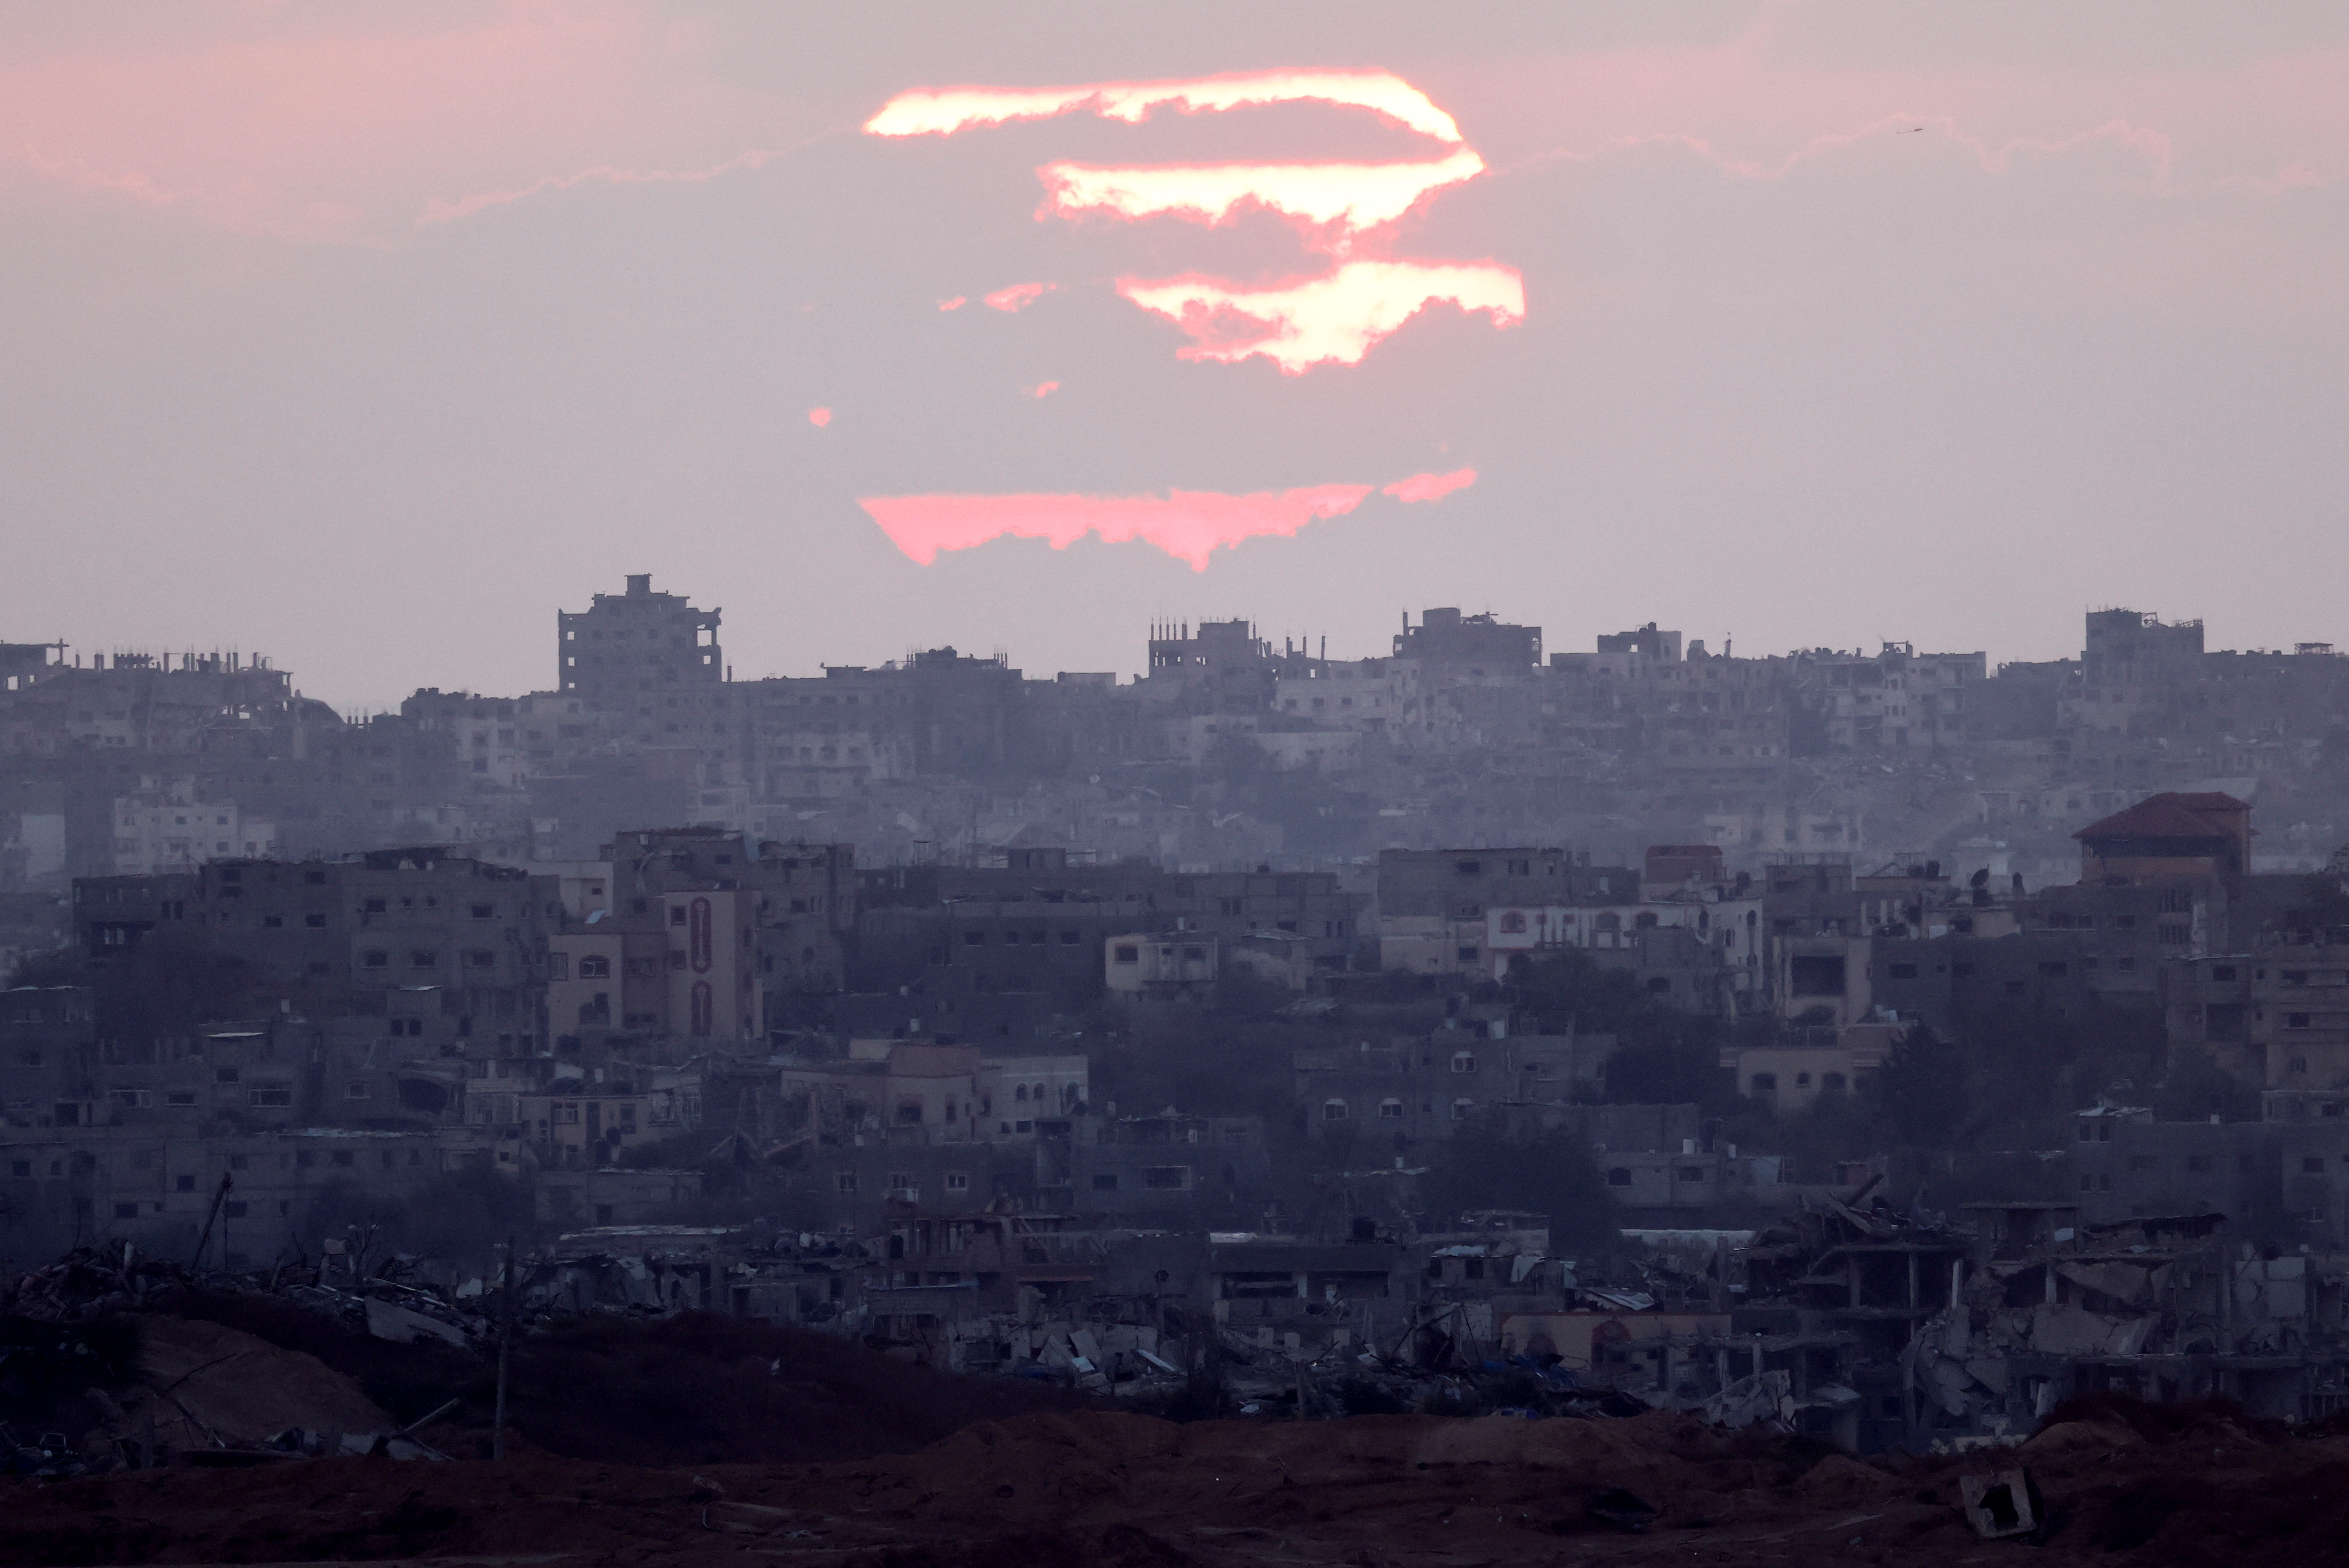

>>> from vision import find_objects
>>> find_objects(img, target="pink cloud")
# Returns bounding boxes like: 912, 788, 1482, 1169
1119, 261, 1525, 373
865, 70, 1465, 147
983, 281, 1055, 312
1383, 468, 1477, 503
0, 3, 803, 241
1028, 381, 1060, 398
861, 484, 1380, 571
938, 295, 967, 311
11, 11, 2341, 249
807, 407, 831, 427
1038, 148, 1487, 234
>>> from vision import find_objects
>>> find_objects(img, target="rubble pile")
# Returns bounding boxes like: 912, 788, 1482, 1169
0, 1235, 1097, 1474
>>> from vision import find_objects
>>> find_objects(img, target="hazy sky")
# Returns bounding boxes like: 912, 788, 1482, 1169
4, 2, 2345, 712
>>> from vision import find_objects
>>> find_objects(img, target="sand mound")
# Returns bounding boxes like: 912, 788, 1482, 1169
2021, 1418, 2140, 1456
135, 1316, 392, 1448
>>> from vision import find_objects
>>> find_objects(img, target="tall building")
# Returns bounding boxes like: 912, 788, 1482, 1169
556, 575, 725, 746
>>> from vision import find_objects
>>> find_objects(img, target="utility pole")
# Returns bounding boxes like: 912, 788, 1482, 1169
189, 1171, 233, 1271
492, 1236, 516, 1460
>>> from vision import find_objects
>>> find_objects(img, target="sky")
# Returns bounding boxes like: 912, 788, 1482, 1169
2, 1, 2345, 712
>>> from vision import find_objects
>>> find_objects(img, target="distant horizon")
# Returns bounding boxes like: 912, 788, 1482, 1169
20, 589, 2343, 722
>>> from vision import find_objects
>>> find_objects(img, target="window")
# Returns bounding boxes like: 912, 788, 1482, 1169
224, 1201, 248, 1219
2305, 1157, 2327, 1174
1606, 1167, 1632, 1187
1675, 1167, 1705, 1182
410, 950, 437, 967
262, 915, 283, 929
1456, 946, 1480, 963
1322, 1099, 1349, 1121
1888, 963, 1919, 980
835, 1172, 857, 1193
1451, 1098, 1475, 1120
1450, 1052, 1477, 1074
466, 950, 495, 968
248, 1087, 292, 1108
1143, 1167, 1187, 1189
1500, 912, 1527, 933
2213, 965, 2238, 982
166, 1090, 197, 1107
175, 1173, 197, 1191
1092, 1173, 1119, 1191
331, 1151, 354, 1167
216, 1066, 239, 1083
578, 954, 610, 979
944, 1172, 969, 1193
361, 948, 392, 969
1378, 1098, 1404, 1119
114, 1202, 140, 1220
1750, 1073, 1778, 1093
345, 1083, 373, 1099
2040, 961, 2069, 978
471, 903, 495, 919
1113, 945, 1139, 963
306, 912, 327, 928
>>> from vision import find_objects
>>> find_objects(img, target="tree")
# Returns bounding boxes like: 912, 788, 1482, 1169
1875, 1024, 1967, 1149
1504, 951, 1735, 1112
1418, 1117, 1619, 1253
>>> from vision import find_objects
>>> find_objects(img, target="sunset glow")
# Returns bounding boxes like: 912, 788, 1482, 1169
1119, 261, 1525, 373
984, 281, 1054, 312
861, 468, 1474, 570
864, 70, 1464, 146
870, 66, 1518, 373
1382, 467, 1476, 502
1039, 148, 1486, 234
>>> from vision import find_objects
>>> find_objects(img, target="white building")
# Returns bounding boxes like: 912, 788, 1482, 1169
112, 787, 275, 874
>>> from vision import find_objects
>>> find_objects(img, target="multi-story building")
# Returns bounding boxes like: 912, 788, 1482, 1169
1788, 643, 1984, 752
556, 573, 729, 753
2065, 1105, 2281, 1228
110, 783, 277, 874
1376, 848, 1638, 975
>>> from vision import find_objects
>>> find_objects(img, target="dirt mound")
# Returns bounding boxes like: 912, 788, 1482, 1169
161, 1296, 1097, 1467
134, 1316, 392, 1449
9, 1391, 2349, 1566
